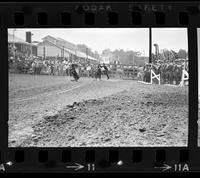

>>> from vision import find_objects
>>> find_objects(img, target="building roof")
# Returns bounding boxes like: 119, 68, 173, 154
8, 33, 37, 46
56, 37, 78, 50
40, 35, 98, 61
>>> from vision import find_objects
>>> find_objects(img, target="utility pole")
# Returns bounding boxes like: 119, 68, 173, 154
13, 29, 16, 59
86, 47, 88, 63
30, 33, 33, 59
63, 46, 64, 59
43, 46, 45, 60
75, 49, 77, 62
149, 27, 152, 63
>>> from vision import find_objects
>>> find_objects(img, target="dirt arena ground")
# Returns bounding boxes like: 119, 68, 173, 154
9, 73, 189, 147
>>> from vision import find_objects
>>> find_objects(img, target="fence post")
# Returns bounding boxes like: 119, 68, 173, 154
151, 69, 160, 85
180, 69, 189, 87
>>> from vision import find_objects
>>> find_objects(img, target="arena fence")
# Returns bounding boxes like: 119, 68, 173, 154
138, 69, 189, 87
150, 70, 161, 85
179, 69, 189, 86
8, 61, 189, 86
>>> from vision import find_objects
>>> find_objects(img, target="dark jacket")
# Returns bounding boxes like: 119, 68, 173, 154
103, 65, 108, 71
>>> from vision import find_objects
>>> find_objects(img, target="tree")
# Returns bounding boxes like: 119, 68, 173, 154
112, 49, 126, 64
102, 48, 112, 55
103, 49, 143, 65
162, 49, 171, 61
94, 51, 100, 59
177, 49, 188, 59
77, 44, 93, 57
171, 50, 179, 59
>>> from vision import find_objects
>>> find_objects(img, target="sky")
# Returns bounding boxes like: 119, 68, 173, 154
8, 28, 188, 55
152, 28, 188, 52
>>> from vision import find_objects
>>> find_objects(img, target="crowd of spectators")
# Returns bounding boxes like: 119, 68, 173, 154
8, 55, 188, 85
137, 59, 188, 85
8, 55, 102, 77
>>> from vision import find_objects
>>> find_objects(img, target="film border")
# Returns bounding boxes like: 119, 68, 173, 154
0, 1, 199, 172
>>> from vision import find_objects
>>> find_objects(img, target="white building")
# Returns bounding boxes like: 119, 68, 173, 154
100, 51, 114, 64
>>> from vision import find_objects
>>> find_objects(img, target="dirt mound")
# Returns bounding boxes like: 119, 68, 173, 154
19, 87, 188, 147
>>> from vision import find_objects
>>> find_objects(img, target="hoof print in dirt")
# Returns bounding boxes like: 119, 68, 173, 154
145, 101, 153, 105
11, 140, 16, 143
72, 102, 79, 107
139, 128, 146, 132
31, 134, 37, 138
116, 107, 122, 110
44, 115, 58, 121
67, 104, 74, 108
68, 116, 76, 120
157, 134, 165, 137
115, 135, 120, 138
68, 136, 75, 141
104, 138, 111, 142
33, 138, 39, 142
80, 142, 86, 146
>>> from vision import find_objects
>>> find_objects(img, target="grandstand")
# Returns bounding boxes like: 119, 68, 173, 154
37, 35, 98, 62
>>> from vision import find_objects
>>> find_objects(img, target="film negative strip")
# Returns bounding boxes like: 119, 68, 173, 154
0, 1, 200, 173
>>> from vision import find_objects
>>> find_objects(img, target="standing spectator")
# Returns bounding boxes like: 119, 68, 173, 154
95, 64, 102, 81
137, 65, 144, 81
32, 61, 36, 74
50, 63, 54, 76
102, 63, 109, 79
63, 64, 67, 76
86, 65, 91, 77
67, 62, 71, 76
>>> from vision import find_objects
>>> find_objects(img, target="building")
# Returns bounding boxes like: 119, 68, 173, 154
8, 33, 37, 58
100, 50, 115, 64
37, 35, 98, 62
133, 56, 149, 66
101, 55, 113, 64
